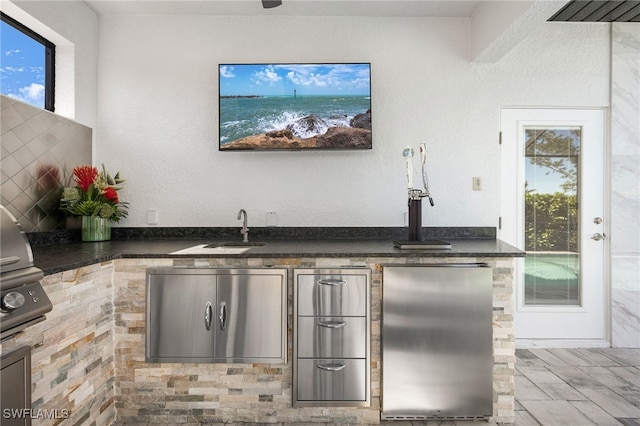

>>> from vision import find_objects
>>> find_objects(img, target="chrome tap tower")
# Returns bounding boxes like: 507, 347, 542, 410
406, 143, 433, 241
394, 144, 450, 249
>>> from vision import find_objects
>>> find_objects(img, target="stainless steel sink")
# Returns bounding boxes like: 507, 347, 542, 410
170, 242, 264, 255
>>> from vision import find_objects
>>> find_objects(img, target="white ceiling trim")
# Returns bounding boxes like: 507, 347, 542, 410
83, 0, 482, 17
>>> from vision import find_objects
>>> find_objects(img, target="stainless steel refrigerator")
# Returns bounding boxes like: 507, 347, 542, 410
382, 264, 493, 420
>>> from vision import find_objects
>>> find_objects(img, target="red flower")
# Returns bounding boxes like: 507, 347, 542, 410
73, 166, 98, 192
103, 187, 119, 203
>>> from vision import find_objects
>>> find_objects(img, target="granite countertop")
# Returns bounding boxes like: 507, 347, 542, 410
32, 238, 524, 276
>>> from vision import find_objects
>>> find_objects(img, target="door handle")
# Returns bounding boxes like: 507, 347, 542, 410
204, 302, 213, 330
316, 363, 346, 372
219, 301, 227, 331
591, 232, 606, 241
317, 320, 347, 329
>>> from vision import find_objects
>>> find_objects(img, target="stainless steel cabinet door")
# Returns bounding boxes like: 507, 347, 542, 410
216, 273, 285, 361
297, 273, 367, 316
146, 273, 216, 361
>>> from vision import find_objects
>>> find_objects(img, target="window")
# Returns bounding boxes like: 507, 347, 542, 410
1, 12, 55, 111
523, 126, 581, 306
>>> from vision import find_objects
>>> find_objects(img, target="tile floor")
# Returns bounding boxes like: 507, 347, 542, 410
513, 348, 640, 426
115, 348, 640, 426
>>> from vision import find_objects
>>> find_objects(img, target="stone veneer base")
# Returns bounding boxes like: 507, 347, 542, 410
0, 262, 116, 426
0, 256, 514, 425
113, 256, 514, 424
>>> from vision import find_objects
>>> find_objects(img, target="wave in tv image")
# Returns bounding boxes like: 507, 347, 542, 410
218, 63, 371, 150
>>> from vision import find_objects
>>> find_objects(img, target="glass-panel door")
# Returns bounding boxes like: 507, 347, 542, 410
500, 108, 607, 342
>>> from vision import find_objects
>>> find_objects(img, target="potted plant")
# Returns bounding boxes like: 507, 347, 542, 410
60, 164, 128, 241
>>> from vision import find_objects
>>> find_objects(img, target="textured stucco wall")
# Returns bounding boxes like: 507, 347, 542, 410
95, 16, 610, 228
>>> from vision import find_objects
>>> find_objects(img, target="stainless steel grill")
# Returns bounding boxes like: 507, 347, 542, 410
1, 206, 52, 341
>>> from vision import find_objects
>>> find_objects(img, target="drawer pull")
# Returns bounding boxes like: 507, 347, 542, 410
317, 278, 347, 286
317, 320, 346, 329
317, 363, 346, 372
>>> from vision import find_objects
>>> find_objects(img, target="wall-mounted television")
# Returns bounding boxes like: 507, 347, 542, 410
218, 63, 371, 151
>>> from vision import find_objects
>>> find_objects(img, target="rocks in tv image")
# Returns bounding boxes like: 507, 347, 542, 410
218, 63, 372, 150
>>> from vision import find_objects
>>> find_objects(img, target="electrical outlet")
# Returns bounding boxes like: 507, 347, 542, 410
266, 211, 278, 227
472, 177, 482, 191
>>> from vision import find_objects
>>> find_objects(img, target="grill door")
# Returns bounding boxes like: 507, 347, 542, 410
1, 346, 31, 426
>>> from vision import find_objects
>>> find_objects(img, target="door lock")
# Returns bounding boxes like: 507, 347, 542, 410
591, 232, 606, 241
593, 217, 603, 224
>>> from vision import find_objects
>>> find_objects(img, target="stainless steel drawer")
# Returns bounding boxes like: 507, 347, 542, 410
296, 359, 366, 401
297, 317, 366, 358
297, 273, 367, 316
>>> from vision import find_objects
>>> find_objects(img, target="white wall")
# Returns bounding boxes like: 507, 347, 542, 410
95, 15, 610, 228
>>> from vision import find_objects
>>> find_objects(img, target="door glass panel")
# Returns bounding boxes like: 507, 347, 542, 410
523, 127, 580, 306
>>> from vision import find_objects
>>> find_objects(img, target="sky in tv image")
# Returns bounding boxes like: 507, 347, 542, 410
219, 63, 370, 97
219, 63, 372, 150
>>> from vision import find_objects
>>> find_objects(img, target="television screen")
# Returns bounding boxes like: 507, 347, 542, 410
218, 63, 371, 151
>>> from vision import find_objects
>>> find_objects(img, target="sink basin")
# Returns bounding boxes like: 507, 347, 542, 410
204, 242, 266, 248
170, 244, 253, 255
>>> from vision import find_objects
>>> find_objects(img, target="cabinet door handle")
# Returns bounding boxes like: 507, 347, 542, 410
317, 278, 347, 286
317, 320, 346, 329
204, 302, 213, 330
219, 301, 227, 331
317, 363, 346, 372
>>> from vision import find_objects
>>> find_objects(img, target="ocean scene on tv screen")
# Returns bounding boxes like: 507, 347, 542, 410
218, 63, 371, 150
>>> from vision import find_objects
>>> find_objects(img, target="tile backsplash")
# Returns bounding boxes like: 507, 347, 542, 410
1, 95, 91, 231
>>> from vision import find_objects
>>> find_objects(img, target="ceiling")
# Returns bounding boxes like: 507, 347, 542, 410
549, 0, 640, 22
83, 0, 484, 17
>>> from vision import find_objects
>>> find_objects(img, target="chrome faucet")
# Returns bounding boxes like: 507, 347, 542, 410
237, 209, 249, 243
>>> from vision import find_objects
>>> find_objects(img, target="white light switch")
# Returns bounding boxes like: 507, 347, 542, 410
147, 209, 158, 225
